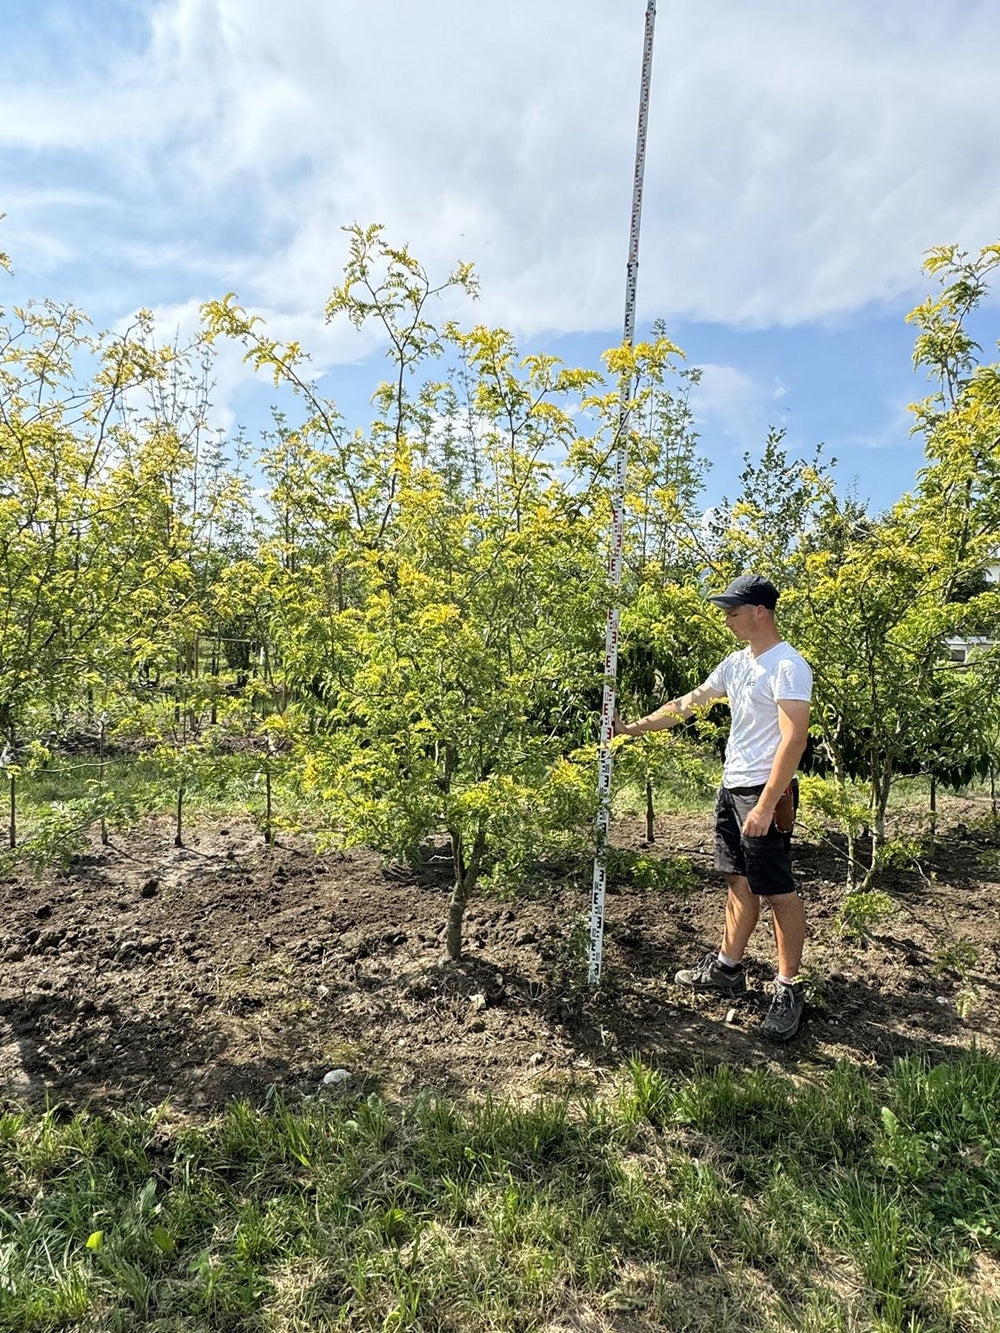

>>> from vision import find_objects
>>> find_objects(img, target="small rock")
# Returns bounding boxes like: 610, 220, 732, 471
528, 1051, 545, 1067
321, 1070, 351, 1089
140, 879, 159, 899
725, 1007, 740, 1025
35, 904, 53, 921
469, 992, 488, 1013
516, 929, 537, 945
317, 984, 330, 998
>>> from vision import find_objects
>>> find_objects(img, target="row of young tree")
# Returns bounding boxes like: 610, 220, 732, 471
1, 224, 998, 955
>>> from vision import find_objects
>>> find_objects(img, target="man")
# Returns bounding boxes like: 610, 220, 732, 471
614, 574, 813, 1041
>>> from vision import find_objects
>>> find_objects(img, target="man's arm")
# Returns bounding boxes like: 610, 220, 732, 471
614, 680, 725, 737
741, 698, 810, 836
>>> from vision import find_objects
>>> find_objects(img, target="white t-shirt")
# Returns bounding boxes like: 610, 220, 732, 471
703, 642, 813, 788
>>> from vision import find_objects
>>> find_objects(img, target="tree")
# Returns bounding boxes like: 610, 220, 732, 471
788, 242, 1000, 887
203, 227, 692, 958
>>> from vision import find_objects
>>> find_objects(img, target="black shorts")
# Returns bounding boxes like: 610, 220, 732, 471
714, 782, 799, 896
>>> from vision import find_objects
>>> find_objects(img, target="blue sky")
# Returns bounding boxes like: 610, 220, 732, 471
2, 0, 998, 515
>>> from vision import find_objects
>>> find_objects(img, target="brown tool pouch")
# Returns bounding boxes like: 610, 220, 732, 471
773, 784, 796, 834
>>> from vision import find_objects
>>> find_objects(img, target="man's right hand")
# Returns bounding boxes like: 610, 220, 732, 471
612, 711, 634, 737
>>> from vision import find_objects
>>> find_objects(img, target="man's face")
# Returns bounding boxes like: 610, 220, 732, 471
723, 602, 761, 639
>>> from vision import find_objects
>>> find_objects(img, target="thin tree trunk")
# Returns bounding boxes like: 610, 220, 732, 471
828, 736, 859, 890
99, 713, 109, 846
175, 781, 185, 848
264, 765, 274, 846
860, 761, 893, 891
211, 632, 220, 726
7, 722, 15, 850
929, 774, 937, 835
991, 763, 997, 817
445, 828, 486, 961
445, 879, 468, 962
645, 775, 655, 843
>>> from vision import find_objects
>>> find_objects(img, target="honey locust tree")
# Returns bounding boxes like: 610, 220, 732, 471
307, 329, 687, 960
203, 227, 689, 958
789, 241, 1000, 887
0, 295, 193, 852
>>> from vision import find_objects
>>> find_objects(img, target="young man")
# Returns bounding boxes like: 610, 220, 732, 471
614, 574, 813, 1041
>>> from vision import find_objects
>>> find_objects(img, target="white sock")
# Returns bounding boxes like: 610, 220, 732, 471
718, 951, 742, 969
776, 973, 796, 986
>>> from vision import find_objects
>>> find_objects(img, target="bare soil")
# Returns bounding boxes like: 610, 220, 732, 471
1, 797, 998, 1115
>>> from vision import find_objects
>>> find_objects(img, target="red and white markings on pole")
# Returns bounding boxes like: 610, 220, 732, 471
589, 1, 657, 986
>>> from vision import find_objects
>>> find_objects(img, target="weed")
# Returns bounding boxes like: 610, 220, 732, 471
877, 836, 929, 870
605, 847, 699, 894
838, 890, 897, 938
933, 940, 980, 978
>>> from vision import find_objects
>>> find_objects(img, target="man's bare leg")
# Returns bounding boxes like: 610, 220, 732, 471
766, 892, 806, 979
721, 874, 759, 962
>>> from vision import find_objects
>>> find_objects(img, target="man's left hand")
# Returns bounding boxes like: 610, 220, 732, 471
742, 803, 774, 838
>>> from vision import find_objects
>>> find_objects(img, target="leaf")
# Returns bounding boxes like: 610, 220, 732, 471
151, 1224, 176, 1254
880, 1106, 901, 1137
86, 1230, 104, 1251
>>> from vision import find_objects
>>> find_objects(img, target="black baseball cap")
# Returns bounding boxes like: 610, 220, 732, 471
707, 574, 779, 610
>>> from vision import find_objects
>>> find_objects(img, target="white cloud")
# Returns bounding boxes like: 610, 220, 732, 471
1, 0, 998, 348
689, 363, 777, 451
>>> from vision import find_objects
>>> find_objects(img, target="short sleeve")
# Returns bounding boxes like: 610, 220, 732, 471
773, 655, 813, 702
703, 655, 731, 699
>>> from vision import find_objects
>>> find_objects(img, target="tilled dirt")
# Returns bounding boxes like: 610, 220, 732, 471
1, 798, 998, 1115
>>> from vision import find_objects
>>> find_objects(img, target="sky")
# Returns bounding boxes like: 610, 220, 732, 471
1, 0, 998, 514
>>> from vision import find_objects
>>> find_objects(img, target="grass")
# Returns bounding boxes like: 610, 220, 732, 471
2, 1053, 1000, 1331
612, 777, 717, 820
8, 754, 334, 861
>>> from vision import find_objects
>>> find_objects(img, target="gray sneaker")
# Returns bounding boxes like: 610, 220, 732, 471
761, 981, 805, 1041
674, 951, 747, 996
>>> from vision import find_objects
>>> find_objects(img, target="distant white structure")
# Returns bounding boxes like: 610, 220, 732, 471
945, 636, 997, 666
945, 559, 998, 666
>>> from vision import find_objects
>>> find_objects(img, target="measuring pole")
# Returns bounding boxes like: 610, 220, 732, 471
588, 0, 657, 985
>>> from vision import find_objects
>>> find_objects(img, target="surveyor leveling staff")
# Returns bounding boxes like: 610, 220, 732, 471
589, 0, 657, 985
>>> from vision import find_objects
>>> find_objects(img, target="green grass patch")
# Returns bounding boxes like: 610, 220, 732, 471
6, 754, 335, 871
612, 777, 718, 819
2, 1052, 1000, 1330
